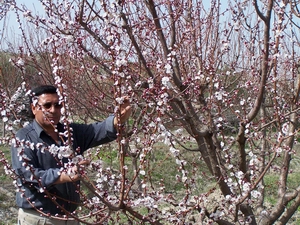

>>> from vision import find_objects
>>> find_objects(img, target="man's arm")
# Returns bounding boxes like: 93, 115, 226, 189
11, 138, 61, 188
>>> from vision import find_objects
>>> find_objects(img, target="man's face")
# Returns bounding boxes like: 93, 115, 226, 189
31, 93, 62, 130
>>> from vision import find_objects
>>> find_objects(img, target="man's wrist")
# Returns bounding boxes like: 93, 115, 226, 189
113, 117, 125, 129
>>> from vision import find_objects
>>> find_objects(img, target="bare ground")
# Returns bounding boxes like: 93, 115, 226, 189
0, 183, 18, 225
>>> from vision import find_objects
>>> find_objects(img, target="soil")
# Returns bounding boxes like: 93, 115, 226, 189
0, 183, 18, 225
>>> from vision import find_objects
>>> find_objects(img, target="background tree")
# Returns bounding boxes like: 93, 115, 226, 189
1, 0, 300, 224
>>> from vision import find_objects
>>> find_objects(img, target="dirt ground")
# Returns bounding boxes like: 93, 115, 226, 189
0, 184, 18, 225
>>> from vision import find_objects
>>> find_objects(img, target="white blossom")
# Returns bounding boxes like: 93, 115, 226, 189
221, 42, 230, 52
170, 147, 180, 157
215, 91, 223, 101
115, 58, 127, 67
251, 190, 261, 198
161, 76, 172, 89
281, 123, 289, 135
220, 141, 224, 148
16, 58, 25, 66
165, 63, 172, 74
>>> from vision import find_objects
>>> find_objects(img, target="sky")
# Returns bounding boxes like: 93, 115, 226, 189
0, 0, 206, 32
0, 0, 221, 49
0, 0, 44, 46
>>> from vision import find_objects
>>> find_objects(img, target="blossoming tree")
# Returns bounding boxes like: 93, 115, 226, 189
1, 0, 300, 224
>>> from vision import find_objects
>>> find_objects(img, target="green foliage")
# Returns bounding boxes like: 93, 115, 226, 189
0, 145, 17, 224
92, 141, 212, 195
263, 174, 279, 205
0, 146, 10, 183
264, 171, 300, 207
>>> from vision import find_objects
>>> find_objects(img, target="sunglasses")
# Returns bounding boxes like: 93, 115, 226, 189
37, 102, 63, 110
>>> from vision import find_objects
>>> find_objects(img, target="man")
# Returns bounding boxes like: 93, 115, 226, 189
11, 85, 131, 225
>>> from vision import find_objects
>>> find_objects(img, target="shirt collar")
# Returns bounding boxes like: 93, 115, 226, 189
32, 120, 44, 137
32, 120, 64, 137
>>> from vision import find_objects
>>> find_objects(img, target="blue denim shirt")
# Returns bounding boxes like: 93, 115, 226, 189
11, 116, 117, 215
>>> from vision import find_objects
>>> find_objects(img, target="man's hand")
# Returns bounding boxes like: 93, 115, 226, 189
54, 160, 90, 184
114, 96, 132, 129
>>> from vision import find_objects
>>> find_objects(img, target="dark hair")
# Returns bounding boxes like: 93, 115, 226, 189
29, 85, 58, 118
29, 85, 58, 103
